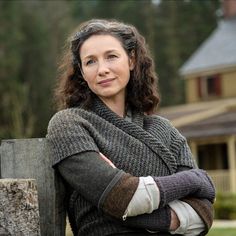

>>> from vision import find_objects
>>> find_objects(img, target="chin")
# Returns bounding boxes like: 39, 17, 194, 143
97, 91, 117, 98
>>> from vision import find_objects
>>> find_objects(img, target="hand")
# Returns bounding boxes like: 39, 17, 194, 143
99, 152, 116, 168
153, 168, 216, 207
190, 169, 216, 203
170, 209, 180, 231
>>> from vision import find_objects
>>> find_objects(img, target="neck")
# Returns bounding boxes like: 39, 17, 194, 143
99, 96, 126, 118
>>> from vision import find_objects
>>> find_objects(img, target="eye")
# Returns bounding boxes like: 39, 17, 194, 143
85, 59, 96, 66
107, 54, 118, 60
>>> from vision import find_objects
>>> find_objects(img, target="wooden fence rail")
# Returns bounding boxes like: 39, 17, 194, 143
0, 138, 66, 236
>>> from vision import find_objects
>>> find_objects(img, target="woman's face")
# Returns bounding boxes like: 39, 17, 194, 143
80, 34, 134, 103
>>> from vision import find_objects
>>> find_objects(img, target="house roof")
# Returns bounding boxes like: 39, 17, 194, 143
178, 109, 236, 139
159, 97, 236, 139
180, 17, 236, 76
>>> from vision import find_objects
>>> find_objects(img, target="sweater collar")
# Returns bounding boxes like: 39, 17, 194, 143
90, 96, 177, 174
91, 96, 144, 128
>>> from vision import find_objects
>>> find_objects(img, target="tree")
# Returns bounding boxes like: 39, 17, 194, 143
0, 0, 220, 139
153, 0, 220, 106
0, 0, 72, 138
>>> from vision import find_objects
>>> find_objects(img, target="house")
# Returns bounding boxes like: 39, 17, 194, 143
160, 0, 236, 193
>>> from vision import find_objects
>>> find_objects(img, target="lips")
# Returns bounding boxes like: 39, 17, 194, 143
98, 78, 115, 85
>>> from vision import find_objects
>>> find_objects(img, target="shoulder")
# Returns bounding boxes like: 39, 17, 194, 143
145, 114, 186, 142
150, 114, 171, 124
48, 108, 77, 125
47, 108, 90, 133
145, 114, 175, 131
48, 107, 92, 123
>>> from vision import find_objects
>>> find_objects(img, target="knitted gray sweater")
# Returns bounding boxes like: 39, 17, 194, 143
48, 98, 195, 170
47, 97, 205, 236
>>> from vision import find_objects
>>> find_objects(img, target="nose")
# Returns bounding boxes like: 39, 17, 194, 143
97, 60, 110, 76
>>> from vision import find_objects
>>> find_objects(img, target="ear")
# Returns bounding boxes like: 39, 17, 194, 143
129, 58, 135, 71
129, 50, 135, 71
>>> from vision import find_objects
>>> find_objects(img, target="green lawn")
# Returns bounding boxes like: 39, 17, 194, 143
207, 228, 236, 236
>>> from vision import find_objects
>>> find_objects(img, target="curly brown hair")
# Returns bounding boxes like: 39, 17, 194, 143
55, 19, 160, 114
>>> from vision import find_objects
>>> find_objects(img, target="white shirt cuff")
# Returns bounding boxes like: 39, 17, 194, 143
169, 200, 205, 236
123, 176, 160, 219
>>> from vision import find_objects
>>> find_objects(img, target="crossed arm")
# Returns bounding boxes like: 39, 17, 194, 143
57, 151, 215, 235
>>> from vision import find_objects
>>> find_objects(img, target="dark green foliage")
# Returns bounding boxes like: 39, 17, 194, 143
154, 0, 219, 106
0, 0, 220, 139
0, 0, 72, 138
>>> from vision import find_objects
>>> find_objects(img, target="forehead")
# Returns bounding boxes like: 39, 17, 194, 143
79, 34, 125, 58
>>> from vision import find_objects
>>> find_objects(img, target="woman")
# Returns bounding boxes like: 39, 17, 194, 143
47, 19, 215, 236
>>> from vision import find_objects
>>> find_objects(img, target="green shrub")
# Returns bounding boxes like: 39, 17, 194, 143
214, 192, 236, 220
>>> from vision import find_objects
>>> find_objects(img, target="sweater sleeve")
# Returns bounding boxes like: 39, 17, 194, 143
58, 151, 172, 232
47, 110, 100, 166
57, 151, 139, 219
57, 151, 214, 233
153, 168, 215, 206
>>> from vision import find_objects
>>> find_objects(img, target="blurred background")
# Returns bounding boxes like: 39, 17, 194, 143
0, 0, 220, 139
1, 1, 236, 234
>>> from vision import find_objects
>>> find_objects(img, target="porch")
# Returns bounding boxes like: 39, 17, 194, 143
189, 135, 236, 193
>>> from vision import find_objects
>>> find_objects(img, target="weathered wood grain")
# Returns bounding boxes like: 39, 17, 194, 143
0, 139, 66, 236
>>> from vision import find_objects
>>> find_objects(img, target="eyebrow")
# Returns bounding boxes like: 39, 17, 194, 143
82, 49, 119, 60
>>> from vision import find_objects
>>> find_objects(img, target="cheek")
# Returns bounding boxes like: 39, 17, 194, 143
84, 79, 96, 92
124, 64, 132, 79
83, 73, 94, 84
118, 60, 132, 75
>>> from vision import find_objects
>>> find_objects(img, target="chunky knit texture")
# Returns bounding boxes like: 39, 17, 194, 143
47, 97, 199, 236
123, 206, 171, 232
154, 169, 216, 207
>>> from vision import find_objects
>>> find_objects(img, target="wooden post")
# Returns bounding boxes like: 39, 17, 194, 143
227, 135, 236, 193
0, 179, 40, 235
189, 141, 199, 166
0, 138, 66, 236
